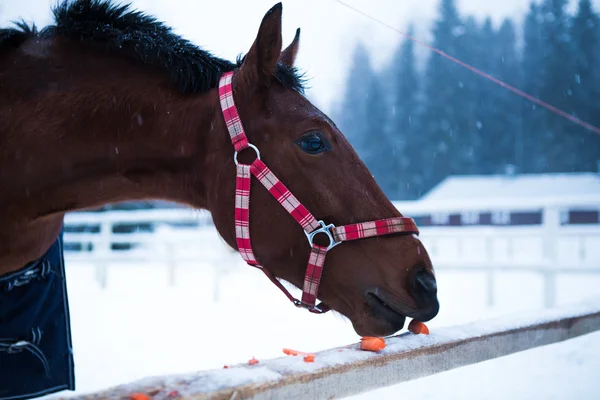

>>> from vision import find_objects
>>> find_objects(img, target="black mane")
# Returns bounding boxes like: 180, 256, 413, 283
1, 0, 305, 94
0, 21, 37, 56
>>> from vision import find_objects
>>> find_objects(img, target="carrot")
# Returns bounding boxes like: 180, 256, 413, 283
283, 348, 301, 356
129, 394, 151, 400
283, 348, 316, 361
248, 357, 259, 365
408, 319, 430, 335
360, 336, 386, 352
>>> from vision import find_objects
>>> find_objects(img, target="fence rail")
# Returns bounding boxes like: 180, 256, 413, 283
65, 299, 600, 400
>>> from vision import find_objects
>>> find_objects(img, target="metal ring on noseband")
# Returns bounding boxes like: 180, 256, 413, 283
233, 143, 260, 166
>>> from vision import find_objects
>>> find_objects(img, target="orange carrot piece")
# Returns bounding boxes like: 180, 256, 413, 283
129, 394, 151, 400
248, 357, 259, 365
408, 320, 430, 335
360, 336, 386, 352
283, 348, 301, 356
303, 354, 315, 363
283, 348, 316, 358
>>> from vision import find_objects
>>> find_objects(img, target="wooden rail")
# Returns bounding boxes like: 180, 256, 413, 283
65, 299, 600, 400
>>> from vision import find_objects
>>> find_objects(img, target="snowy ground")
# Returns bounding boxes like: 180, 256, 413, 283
43, 249, 600, 400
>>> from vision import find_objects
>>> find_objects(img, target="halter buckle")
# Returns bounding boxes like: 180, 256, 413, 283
304, 220, 341, 251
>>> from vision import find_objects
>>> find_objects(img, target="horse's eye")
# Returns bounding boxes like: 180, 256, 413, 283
295, 132, 330, 154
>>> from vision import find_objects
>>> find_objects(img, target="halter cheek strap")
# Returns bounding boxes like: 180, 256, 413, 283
218, 71, 419, 314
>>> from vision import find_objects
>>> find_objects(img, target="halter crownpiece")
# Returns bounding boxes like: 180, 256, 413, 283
218, 71, 419, 314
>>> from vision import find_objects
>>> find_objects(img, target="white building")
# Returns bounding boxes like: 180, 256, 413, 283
394, 172, 600, 227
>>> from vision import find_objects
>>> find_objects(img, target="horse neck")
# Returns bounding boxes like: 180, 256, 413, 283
0, 38, 228, 274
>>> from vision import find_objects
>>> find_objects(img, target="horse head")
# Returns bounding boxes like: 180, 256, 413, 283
205, 3, 439, 336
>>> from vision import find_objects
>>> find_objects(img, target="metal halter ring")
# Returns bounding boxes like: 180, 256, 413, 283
293, 299, 304, 308
293, 299, 327, 313
234, 143, 261, 166
304, 220, 342, 251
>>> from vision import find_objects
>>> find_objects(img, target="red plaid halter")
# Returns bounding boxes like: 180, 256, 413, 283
218, 71, 420, 314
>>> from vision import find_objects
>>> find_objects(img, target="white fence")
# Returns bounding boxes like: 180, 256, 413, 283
62, 196, 600, 307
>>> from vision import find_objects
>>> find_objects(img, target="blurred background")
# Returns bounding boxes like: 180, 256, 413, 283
2, 0, 600, 399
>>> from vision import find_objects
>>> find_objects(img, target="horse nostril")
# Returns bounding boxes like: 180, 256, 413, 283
409, 269, 440, 321
412, 269, 437, 297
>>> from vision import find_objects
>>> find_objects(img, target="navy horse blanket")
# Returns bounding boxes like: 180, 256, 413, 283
0, 230, 75, 400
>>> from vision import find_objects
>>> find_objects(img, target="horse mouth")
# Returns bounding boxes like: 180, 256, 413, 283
366, 291, 407, 328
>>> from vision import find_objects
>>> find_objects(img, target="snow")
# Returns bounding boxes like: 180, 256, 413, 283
74, 296, 599, 400
38, 246, 600, 400
352, 332, 600, 400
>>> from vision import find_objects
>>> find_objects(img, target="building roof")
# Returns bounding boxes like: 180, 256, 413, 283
421, 172, 600, 203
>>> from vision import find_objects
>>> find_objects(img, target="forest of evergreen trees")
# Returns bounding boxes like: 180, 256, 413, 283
334, 0, 600, 200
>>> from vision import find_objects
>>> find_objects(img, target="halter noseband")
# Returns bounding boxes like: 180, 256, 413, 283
218, 71, 419, 314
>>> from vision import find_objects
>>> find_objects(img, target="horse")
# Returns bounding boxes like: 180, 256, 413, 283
0, 1, 439, 398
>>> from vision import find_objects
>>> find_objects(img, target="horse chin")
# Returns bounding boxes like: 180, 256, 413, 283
349, 295, 408, 337
351, 315, 406, 337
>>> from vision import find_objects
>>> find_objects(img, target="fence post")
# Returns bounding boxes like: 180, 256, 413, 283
213, 269, 221, 302
485, 234, 495, 307
430, 238, 437, 258
95, 219, 112, 289
542, 271, 557, 309
166, 241, 176, 286
542, 206, 560, 308
486, 269, 495, 307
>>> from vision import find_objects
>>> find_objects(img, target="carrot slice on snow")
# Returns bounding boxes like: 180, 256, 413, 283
283, 348, 301, 356
360, 336, 386, 352
408, 320, 430, 335
129, 394, 151, 400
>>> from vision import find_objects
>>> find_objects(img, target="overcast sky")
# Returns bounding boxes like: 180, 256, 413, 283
2, 0, 599, 112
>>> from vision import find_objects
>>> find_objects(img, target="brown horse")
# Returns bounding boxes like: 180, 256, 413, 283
0, 0, 438, 337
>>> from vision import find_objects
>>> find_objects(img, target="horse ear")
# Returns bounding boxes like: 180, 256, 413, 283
279, 28, 300, 67
238, 3, 283, 85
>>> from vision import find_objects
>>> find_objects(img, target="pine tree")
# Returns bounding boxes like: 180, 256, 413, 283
334, 42, 374, 154
521, 2, 548, 173
475, 18, 522, 174
469, 17, 498, 174
388, 24, 422, 199
361, 75, 397, 197
571, 0, 600, 171
420, 0, 466, 193
334, 42, 397, 197
454, 15, 485, 175
495, 19, 523, 172
538, 0, 578, 172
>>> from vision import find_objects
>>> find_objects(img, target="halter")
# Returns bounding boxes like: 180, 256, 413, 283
218, 71, 420, 314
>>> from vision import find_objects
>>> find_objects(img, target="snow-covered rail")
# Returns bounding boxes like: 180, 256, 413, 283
67, 299, 600, 400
